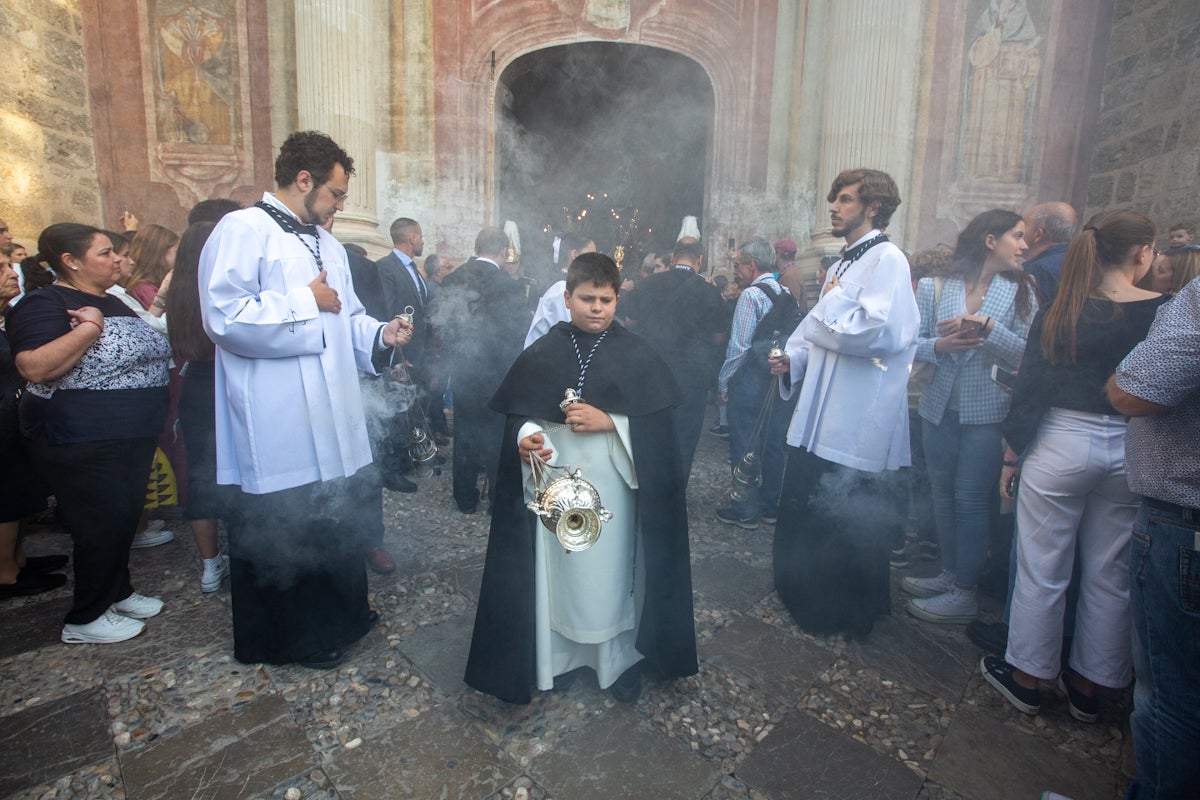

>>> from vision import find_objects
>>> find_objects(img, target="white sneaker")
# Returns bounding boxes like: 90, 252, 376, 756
61, 609, 145, 644
901, 570, 956, 598
131, 523, 175, 549
112, 592, 164, 619
907, 586, 978, 624
200, 554, 229, 593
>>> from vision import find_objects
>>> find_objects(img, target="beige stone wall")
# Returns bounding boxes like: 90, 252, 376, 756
0, 0, 99, 246
1085, 0, 1200, 234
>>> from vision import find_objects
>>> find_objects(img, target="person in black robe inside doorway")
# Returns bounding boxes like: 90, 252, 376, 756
465, 253, 697, 705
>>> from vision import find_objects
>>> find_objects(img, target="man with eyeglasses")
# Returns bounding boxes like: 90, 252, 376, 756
198, 130, 412, 670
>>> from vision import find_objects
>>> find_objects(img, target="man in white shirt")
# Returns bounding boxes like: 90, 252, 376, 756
199, 131, 411, 670
769, 168, 919, 636
523, 233, 596, 348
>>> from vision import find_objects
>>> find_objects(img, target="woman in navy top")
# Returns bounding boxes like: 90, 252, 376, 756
982, 210, 1168, 722
7, 223, 170, 645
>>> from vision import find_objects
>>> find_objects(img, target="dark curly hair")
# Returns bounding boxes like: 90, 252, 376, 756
827, 168, 902, 230
273, 130, 355, 189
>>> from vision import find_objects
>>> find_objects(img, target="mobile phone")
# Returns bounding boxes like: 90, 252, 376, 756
728, 237, 736, 250
1006, 473, 1019, 497
990, 363, 1018, 389
959, 318, 984, 337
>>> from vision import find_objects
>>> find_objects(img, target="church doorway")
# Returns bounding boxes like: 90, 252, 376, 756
496, 43, 713, 280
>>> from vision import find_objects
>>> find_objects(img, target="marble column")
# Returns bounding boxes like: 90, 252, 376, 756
811, 0, 924, 251
294, 0, 384, 247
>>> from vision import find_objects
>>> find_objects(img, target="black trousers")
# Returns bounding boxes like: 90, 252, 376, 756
226, 472, 374, 664
673, 379, 710, 488
451, 397, 503, 512
773, 445, 891, 636
30, 434, 157, 625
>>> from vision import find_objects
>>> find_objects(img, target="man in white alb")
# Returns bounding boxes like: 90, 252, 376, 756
769, 168, 919, 637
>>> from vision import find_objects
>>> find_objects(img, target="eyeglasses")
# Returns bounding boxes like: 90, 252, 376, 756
328, 186, 349, 204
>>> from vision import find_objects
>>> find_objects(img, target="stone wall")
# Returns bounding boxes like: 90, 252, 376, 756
0, 0, 99, 245
1086, 0, 1200, 235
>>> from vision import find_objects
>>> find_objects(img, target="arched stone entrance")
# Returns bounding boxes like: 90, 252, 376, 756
495, 42, 713, 278
428, 0, 780, 261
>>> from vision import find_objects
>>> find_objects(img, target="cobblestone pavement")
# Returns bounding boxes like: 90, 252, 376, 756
0, 418, 1133, 799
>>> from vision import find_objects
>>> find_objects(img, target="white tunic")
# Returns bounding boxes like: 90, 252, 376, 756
519, 416, 644, 690
524, 279, 570, 348
781, 230, 919, 472
199, 193, 386, 494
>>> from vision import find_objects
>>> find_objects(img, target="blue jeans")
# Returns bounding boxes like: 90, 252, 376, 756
922, 412, 1003, 589
1126, 499, 1200, 800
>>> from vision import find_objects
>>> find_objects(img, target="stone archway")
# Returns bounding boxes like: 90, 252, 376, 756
494, 42, 714, 277
428, 0, 779, 259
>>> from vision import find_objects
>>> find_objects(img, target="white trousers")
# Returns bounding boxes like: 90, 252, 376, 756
1006, 408, 1138, 687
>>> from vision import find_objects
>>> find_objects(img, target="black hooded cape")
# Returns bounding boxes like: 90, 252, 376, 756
464, 322, 698, 704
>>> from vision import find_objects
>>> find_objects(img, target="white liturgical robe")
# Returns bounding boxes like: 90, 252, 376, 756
518, 416, 644, 691
199, 193, 387, 494
781, 230, 919, 472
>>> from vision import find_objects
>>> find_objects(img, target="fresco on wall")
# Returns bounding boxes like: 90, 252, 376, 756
931, 0, 1059, 232
151, 0, 239, 146
957, 0, 1044, 185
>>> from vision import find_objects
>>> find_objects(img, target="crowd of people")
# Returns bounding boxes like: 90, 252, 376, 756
0, 132, 1196, 798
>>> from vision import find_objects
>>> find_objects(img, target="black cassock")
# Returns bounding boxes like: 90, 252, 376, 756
464, 322, 698, 704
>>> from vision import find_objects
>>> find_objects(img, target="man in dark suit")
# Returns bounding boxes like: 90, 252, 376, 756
434, 227, 527, 513
623, 239, 729, 486
374, 218, 432, 496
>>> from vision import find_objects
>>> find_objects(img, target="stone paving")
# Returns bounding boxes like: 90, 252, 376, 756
0, 421, 1134, 799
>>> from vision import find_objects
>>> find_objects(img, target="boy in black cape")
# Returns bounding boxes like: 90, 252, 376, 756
465, 252, 698, 705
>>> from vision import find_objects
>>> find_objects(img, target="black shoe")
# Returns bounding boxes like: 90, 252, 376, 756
297, 648, 344, 670
966, 620, 1009, 654
610, 664, 642, 704
981, 655, 1040, 715
1058, 669, 1099, 723
0, 570, 67, 599
710, 424, 729, 439
760, 509, 778, 525
21, 554, 69, 573
383, 472, 418, 493
715, 507, 759, 530
365, 610, 380, 629
889, 548, 910, 568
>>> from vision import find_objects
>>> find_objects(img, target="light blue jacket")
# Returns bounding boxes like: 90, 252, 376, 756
915, 274, 1037, 425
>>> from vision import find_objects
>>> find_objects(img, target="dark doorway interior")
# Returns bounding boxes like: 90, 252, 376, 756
497, 42, 713, 280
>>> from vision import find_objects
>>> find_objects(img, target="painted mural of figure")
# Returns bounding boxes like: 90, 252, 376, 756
156, 3, 234, 145
959, 0, 1042, 183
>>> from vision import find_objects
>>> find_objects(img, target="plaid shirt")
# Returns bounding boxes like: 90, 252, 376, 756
718, 274, 781, 392
915, 275, 1037, 425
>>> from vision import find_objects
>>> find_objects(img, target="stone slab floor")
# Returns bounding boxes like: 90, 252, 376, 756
0, 420, 1133, 800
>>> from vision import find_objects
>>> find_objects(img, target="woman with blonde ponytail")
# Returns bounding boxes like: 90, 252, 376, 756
982, 210, 1167, 722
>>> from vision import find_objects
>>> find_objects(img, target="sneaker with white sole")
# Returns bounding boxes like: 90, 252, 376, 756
131, 523, 175, 549
907, 586, 978, 624
901, 570, 955, 598
61, 609, 145, 644
200, 554, 229, 593
981, 654, 1041, 715
112, 592, 164, 619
